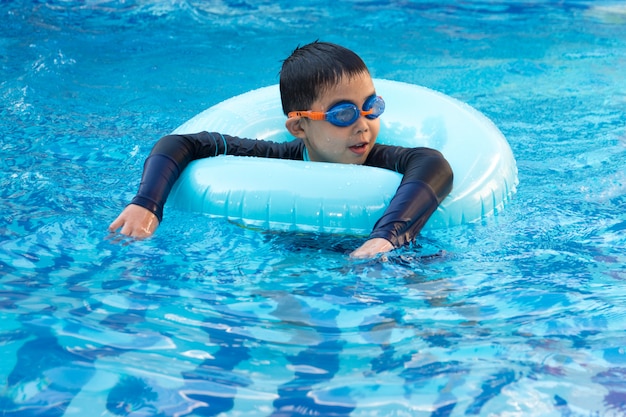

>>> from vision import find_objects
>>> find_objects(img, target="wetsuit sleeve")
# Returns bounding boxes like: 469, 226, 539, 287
129, 132, 305, 222
365, 144, 453, 247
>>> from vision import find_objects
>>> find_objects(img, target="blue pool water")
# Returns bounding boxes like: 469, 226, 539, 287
2, 1, 626, 416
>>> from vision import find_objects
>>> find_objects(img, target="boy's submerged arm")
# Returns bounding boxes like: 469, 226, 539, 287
365, 145, 453, 248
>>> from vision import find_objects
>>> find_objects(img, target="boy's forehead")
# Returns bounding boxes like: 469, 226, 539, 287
316, 73, 375, 101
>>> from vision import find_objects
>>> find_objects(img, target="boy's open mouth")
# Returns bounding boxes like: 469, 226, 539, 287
349, 142, 368, 154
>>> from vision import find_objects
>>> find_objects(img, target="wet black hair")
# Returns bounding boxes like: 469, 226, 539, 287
279, 41, 369, 115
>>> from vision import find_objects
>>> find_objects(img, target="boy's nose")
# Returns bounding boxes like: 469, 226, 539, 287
352, 115, 370, 134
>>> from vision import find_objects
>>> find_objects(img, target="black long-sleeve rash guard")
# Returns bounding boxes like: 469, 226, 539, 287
130, 132, 453, 248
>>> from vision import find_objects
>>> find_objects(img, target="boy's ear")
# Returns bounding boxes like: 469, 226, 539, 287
285, 117, 307, 139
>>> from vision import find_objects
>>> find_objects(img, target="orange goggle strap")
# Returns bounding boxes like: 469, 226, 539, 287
287, 107, 375, 121
287, 110, 326, 120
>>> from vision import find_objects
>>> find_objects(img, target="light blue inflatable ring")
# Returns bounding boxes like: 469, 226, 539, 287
168, 79, 518, 235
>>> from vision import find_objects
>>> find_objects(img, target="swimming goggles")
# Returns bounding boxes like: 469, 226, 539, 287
288, 95, 385, 127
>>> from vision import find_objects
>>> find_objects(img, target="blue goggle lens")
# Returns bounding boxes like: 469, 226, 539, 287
326, 95, 385, 127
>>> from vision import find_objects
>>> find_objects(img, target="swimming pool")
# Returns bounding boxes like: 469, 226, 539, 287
1, 1, 625, 416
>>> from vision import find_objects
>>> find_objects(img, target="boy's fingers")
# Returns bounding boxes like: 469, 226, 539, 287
108, 220, 120, 232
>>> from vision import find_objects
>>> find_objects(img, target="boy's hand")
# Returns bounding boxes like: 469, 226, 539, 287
108, 204, 159, 239
350, 238, 394, 259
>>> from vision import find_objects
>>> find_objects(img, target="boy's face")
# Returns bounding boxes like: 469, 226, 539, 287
286, 72, 380, 165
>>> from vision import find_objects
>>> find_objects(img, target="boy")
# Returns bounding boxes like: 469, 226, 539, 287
109, 41, 453, 258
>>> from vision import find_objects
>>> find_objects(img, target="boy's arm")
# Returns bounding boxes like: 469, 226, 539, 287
109, 133, 303, 237
358, 145, 453, 251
